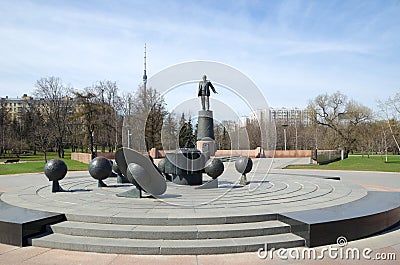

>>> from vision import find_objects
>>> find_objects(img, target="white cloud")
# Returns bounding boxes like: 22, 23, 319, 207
0, 0, 399, 112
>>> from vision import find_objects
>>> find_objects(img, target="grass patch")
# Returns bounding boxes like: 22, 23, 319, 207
286, 155, 400, 172
0, 158, 88, 175
0, 152, 68, 162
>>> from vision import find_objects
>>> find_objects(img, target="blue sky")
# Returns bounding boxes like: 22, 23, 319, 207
0, 0, 399, 112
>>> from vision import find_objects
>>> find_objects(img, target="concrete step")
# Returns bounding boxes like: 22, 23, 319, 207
65, 212, 278, 225
49, 220, 290, 240
30, 232, 305, 255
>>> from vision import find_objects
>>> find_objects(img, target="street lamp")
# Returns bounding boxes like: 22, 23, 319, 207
127, 128, 132, 149
282, 124, 288, 151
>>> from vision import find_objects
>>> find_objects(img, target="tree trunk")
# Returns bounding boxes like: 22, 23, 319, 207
90, 131, 95, 159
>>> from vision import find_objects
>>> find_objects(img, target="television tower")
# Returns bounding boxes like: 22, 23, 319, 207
143, 43, 147, 90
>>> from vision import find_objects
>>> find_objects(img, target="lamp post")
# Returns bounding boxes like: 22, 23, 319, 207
127, 128, 132, 149
282, 124, 288, 151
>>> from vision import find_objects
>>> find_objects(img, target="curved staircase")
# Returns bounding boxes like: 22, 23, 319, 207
30, 213, 304, 255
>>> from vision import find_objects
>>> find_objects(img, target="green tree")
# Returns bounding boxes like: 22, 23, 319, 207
221, 126, 231, 150
178, 113, 195, 148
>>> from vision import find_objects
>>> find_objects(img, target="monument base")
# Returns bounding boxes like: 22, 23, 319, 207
197, 110, 214, 140
172, 173, 203, 185
165, 149, 205, 186
196, 139, 216, 159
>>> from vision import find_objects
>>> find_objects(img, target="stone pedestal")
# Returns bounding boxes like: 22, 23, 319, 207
197, 110, 214, 140
196, 139, 216, 158
197, 110, 216, 159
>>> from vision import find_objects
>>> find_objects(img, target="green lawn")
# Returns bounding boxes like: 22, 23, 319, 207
0, 152, 68, 162
286, 155, 400, 172
0, 153, 88, 175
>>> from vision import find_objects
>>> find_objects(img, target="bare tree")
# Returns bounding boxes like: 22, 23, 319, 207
308, 91, 372, 157
94, 81, 121, 152
73, 89, 103, 159
246, 120, 261, 149
34, 77, 73, 158
161, 112, 178, 150
0, 98, 10, 155
27, 100, 54, 161
124, 85, 167, 151
378, 93, 400, 153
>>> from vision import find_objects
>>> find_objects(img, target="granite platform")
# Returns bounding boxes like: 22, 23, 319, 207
0, 159, 398, 255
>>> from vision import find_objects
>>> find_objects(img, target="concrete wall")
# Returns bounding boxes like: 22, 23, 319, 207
271, 150, 313, 158
316, 150, 342, 164
71, 152, 116, 164
215, 149, 313, 158
149, 148, 316, 159
72, 149, 335, 162
71, 153, 91, 164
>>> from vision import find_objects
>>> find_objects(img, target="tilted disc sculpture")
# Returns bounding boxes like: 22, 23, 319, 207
88, 157, 112, 187
235, 156, 253, 186
115, 147, 167, 198
44, 159, 67, 192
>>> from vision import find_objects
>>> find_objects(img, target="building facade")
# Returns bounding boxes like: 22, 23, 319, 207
0, 94, 33, 120
245, 107, 312, 127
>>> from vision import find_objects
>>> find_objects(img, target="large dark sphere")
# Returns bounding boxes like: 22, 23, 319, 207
111, 160, 121, 174
204, 158, 224, 179
126, 163, 142, 187
157, 158, 166, 173
44, 159, 67, 181
88, 157, 112, 181
235, 156, 253, 175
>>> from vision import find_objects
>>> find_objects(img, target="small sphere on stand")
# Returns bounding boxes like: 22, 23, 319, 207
235, 156, 252, 186
204, 158, 224, 179
89, 157, 112, 187
44, 159, 68, 181
44, 159, 67, 192
235, 156, 253, 174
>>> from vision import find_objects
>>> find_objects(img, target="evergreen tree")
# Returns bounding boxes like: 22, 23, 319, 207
178, 113, 195, 148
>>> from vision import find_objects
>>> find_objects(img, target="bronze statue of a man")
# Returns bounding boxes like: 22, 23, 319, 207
198, 74, 217, 110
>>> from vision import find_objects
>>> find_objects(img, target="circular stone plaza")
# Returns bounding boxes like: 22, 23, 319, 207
0, 158, 399, 264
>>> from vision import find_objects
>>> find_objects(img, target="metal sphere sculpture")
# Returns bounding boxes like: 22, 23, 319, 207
44, 159, 67, 192
88, 156, 112, 187
204, 158, 224, 179
235, 156, 253, 186
125, 163, 145, 197
112, 160, 121, 174
126, 163, 142, 187
112, 160, 129, 184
